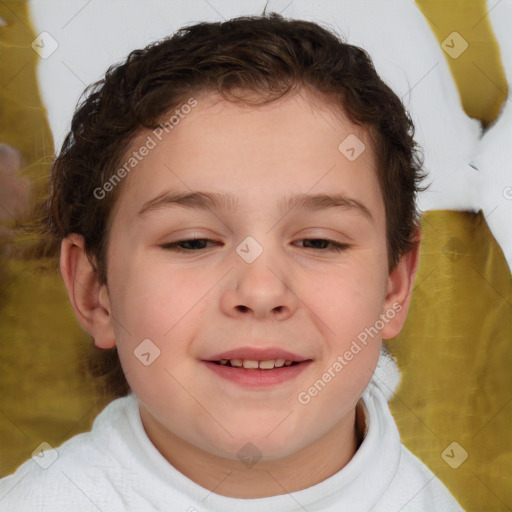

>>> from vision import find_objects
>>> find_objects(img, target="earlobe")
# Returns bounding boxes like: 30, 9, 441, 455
380, 227, 422, 339
60, 233, 116, 349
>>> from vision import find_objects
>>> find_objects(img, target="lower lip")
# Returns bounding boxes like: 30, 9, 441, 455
201, 360, 311, 388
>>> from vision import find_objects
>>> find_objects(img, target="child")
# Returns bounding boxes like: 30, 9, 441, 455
0, 13, 465, 511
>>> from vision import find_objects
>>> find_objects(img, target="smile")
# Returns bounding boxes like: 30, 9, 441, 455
202, 359, 311, 388
212, 358, 300, 369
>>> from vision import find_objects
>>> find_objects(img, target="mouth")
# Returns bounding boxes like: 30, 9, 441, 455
202, 358, 312, 390
209, 358, 302, 370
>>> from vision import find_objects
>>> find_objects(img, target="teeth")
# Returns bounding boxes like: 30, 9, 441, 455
242, 359, 259, 369
216, 358, 296, 369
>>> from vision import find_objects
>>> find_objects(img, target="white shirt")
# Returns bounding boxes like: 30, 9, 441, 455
0, 380, 464, 511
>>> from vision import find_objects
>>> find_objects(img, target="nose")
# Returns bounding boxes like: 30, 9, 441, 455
220, 238, 299, 321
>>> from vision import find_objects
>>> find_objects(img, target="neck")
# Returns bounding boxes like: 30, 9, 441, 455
140, 402, 365, 499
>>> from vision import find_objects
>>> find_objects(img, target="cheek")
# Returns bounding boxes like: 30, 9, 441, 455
300, 341, 381, 420
307, 258, 385, 377
108, 255, 213, 376
309, 257, 386, 322
303, 270, 384, 396
108, 250, 189, 333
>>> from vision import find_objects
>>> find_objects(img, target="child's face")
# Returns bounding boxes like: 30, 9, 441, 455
89, 90, 411, 464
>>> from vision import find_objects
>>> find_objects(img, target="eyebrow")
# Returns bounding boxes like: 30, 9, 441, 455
137, 190, 373, 222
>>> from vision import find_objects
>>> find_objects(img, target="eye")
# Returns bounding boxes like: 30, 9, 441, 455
295, 239, 350, 252
161, 237, 350, 253
160, 237, 218, 252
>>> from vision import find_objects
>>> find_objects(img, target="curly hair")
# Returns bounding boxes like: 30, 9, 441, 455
32, 12, 427, 399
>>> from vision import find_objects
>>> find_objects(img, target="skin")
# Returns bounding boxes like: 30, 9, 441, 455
60, 89, 421, 498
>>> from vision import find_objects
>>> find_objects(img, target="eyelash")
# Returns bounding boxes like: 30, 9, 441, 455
161, 238, 350, 253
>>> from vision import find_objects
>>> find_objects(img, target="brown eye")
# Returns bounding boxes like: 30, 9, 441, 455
296, 239, 350, 252
161, 238, 218, 252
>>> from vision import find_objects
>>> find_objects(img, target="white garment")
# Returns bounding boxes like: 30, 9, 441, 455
0, 381, 464, 512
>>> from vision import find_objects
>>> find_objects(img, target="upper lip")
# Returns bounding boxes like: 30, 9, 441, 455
205, 346, 310, 362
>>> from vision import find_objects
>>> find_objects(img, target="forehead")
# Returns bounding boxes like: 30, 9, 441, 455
109, 89, 384, 227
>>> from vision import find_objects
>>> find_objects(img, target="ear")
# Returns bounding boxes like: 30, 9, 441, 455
60, 233, 116, 349
380, 226, 422, 339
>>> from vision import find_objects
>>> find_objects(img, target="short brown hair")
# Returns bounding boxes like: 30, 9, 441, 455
37, 13, 427, 398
